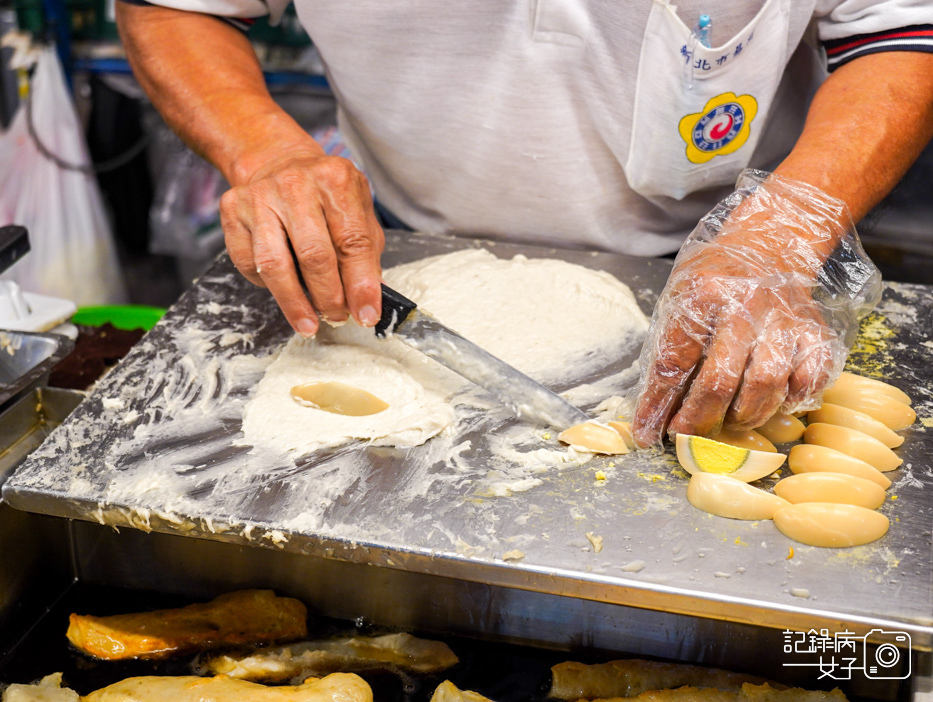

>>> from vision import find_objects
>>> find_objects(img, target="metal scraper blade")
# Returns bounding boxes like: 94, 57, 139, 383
376, 284, 588, 430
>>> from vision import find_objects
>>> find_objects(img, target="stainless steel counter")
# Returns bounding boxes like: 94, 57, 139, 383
4, 232, 932, 651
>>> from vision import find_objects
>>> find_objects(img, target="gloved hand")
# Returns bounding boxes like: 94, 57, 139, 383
632, 170, 881, 448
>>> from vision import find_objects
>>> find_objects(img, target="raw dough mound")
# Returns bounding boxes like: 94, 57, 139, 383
242, 249, 648, 454
386, 249, 649, 384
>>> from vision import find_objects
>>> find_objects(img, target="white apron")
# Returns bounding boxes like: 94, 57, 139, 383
624, 0, 792, 200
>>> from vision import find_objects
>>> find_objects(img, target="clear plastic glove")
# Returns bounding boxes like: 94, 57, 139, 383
632, 170, 881, 448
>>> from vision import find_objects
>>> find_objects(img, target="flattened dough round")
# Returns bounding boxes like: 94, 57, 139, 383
242, 336, 457, 454
242, 250, 649, 454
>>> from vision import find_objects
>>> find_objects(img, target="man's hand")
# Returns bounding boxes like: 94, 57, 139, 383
221, 151, 384, 337
631, 237, 840, 445
116, 3, 384, 336
633, 51, 933, 447
632, 171, 881, 448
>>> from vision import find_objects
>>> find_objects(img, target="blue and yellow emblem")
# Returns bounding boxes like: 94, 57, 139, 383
679, 92, 758, 164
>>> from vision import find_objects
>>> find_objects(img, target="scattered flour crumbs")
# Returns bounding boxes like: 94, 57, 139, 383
240, 249, 649, 455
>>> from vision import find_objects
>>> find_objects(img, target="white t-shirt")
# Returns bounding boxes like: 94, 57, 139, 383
139, 0, 933, 255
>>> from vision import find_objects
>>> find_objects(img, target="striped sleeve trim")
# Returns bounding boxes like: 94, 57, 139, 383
825, 24, 933, 70
115, 0, 257, 32
224, 16, 256, 31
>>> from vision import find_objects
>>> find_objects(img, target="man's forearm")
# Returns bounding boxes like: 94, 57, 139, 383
633, 52, 930, 443
707, 51, 933, 279
117, 2, 385, 336
116, 2, 321, 185
775, 51, 933, 223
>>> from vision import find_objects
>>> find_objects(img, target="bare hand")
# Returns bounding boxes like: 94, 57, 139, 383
220, 150, 385, 337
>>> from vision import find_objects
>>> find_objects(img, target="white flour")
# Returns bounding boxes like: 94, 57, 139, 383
241, 249, 648, 455
387, 249, 648, 384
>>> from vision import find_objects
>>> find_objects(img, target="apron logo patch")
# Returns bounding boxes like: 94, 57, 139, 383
678, 92, 758, 164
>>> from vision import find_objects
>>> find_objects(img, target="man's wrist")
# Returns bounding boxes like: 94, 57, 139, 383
228, 139, 327, 187
212, 99, 326, 186
681, 170, 851, 284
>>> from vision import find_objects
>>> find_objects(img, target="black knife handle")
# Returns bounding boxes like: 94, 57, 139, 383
376, 284, 417, 337
287, 244, 411, 336
0, 226, 30, 276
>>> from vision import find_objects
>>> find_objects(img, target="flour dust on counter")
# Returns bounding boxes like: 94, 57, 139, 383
4, 242, 932, 670
241, 249, 649, 456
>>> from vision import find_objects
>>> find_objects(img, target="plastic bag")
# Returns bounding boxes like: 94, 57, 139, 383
148, 121, 349, 263
0, 45, 127, 305
632, 169, 882, 447
148, 128, 228, 261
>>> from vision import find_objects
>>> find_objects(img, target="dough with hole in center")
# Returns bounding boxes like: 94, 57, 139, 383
241, 250, 648, 454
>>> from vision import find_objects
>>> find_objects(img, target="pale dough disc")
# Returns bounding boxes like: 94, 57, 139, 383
241, 335, 456, 454
241, 249, 648, 455
385, 249, 648, 383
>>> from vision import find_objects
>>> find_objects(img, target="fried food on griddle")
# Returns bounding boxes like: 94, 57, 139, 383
591, 683, 847, 701
1, 673, 79, 702
80, 673, 371, 702
429, 681, 495, 702
549, 660, 776, 700
66, 590, 307, 660
199, 632, 458, 682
